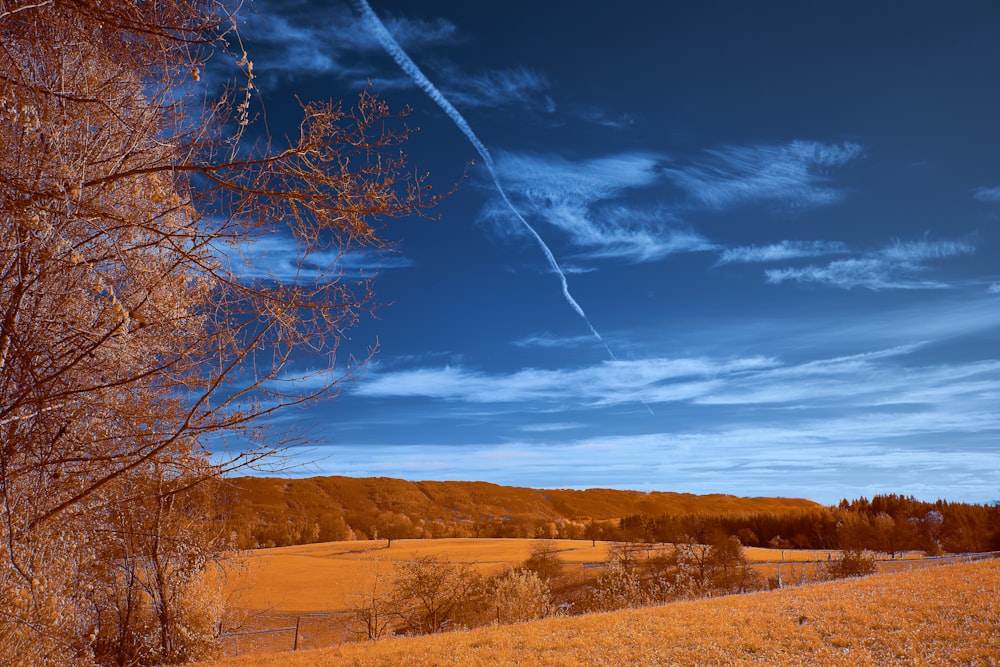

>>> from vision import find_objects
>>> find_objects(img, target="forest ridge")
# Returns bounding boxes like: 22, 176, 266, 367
225, 475, 820, 547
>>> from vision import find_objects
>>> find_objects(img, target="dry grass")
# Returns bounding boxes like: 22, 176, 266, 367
207, 558, 1000, 666
226, 539, 610, 613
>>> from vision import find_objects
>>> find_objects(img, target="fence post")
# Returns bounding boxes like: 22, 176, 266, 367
293, 616, 301, 651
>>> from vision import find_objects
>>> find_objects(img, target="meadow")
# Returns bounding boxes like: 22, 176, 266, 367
208, 556, 999, 666
225, 538, 856, 615
216, 537, 972, 660
228, 539, 610, 614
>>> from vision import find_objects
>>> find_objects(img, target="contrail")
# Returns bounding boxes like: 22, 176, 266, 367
356, 1, 653, 414
354, 0, 603, 342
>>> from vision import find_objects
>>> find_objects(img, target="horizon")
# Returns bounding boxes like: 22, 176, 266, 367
230, 470, 1000, 509
228, 1, 1000, 507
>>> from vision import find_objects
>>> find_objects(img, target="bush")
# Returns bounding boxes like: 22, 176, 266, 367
826, 549, 878, 579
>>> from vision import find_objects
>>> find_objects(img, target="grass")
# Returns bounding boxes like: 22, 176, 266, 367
226, 539, 611, 614
225, 538, 928, 614
207, 557, 1000, 666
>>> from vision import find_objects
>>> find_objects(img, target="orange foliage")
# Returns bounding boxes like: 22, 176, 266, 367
226, 475, 821, 548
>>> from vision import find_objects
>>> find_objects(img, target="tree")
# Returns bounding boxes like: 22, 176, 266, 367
523, 541, 564, 583
374, 512, 416, 548
706, 534, 758, 593
0, 1, 445, 663
487, 568, 553, 625
346, 564, 394, 642
825, 549, 877, 579
593, 557, 647, 611
389, 556, 483, 635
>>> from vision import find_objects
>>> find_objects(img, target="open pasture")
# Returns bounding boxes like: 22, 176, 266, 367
226, 538, 610, 614
209, 557, 1000, 667
225, 538, 929, 614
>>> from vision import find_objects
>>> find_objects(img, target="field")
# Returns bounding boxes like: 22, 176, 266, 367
226, 539, 611, 614
221, 539, 617, 653
217, 538, 966, 659
225, 538, 863, 614
208, 557, 1000, 666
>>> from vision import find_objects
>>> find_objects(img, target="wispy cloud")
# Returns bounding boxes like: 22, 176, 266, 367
664, 141, 863, 209
765, 238, 976, 290
519, 422, 584, 432
218, 234, 414, 284
440, 66, 552, 110
352, 339, 1000, 418
482, 151, 714, 262
972, 186, 1000, 202
354, 356, 778, 405
718, 240, 849, 264
241, 3, 458, 81
513, 333, 601, 348
573, 107, 637, 129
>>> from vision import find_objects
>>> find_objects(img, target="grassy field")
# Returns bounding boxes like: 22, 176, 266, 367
224, 538, 926, 615
226, 539, 613, 614
208, 557, 1000, 666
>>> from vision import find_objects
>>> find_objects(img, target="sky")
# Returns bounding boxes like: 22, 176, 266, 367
230, 0, 1000, 505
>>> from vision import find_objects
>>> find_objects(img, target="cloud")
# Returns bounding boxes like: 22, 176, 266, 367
972, 186, 1000, 202
352, 340, 1000, 419
664, 141, 863, 210
240, 2, 458, 81
440, 66, 552, 110
519, 422, 584, 433
718, 240, 849, 264
513, 333, 601, 348
354, 355, 779, 405
297, 408, 1000, 504
574, 107, 637, 129
245, 2, 551, 115
765, 238, 976, 290
217, 234, 414, 284
482, 151, 714, 262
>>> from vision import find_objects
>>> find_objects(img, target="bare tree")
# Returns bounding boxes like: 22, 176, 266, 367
390, 556, 483, 635
0, 0, 448, 663
346, 566, 394, 642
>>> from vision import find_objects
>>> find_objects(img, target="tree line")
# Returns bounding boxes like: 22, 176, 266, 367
614, 494, 1000, 556
224, 493, 1000, 557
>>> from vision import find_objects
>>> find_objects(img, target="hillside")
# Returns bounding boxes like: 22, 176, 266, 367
207, 557, 1000, 666
222, 475, 822, 548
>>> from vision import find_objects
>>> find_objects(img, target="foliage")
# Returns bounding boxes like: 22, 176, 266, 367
389, 556, 484, 635
824, 549, 878, 579
0, 0, 440, 663
522, 541, 565, 582
487, 568, 553, 625
222, 475, 823, 548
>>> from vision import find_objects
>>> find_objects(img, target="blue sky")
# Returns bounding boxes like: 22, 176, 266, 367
234, 0, 1000, 505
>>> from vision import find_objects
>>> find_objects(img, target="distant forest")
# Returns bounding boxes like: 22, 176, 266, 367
221, 476, 1000, 555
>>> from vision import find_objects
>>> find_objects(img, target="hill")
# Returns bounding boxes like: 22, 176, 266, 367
222, 475, 822, 548
206, 557, 1000, 666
